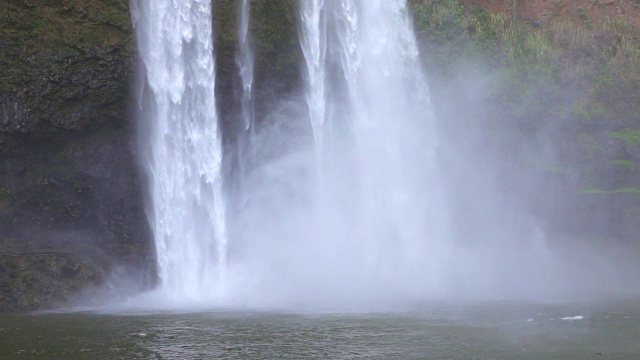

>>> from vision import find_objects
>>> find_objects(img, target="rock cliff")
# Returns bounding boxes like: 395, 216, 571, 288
0, 0, 154, 312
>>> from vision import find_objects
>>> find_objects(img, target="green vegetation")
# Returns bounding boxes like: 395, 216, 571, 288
0, 0, 135, 132
614, 159, 635, 171
409, 0, 640, 236
408, 0, 640, 146
610, 130, 640, 144
409, 0, 640, 123
0, 188, 12, 202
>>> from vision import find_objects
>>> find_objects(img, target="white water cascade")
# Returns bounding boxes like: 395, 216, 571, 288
297, 0, 451, 299
122, 0, 582, 310
300, 0, 327, 155
131, 0, 228, 301
211, 0, 452, 307
129, 0, 454, 308
234, 0, 256, 210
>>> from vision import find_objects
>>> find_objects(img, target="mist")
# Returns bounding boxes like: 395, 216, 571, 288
118, 0, 640, 313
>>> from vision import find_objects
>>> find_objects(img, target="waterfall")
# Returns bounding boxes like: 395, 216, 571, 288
120, 0, 575, 309
234, 0, 255, 209
300, 0, 328, 157
127, 0, 450, 307
131, 0, 228, 300
297, 0, 450, 297
237, 0, 254, 132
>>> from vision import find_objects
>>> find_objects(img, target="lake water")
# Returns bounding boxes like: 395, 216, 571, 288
1, 299, 639, 359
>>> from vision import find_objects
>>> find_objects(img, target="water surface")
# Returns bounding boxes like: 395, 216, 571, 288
1, 299, 639, 359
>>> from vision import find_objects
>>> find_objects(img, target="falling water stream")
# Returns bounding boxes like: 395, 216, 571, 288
131, 0, 228, 301
234, 0, 255, 211
300, 0, 327, 155
130, 0, 451, 305
298, 0, 449, 295
237, 0, 255, 132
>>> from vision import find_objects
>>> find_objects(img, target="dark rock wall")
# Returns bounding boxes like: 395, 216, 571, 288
0, 0, 154, 312
213, 0, 303, 201
1, 0, 134, 133
0, 253, 103, 312
213, 0, 301, 138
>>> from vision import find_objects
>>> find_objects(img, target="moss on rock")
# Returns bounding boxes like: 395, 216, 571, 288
0, 0, 152, 313
0, 0, 135, 133
0, 253, 103, 312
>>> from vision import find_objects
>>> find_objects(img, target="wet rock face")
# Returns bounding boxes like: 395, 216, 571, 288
0, 254, 103, 312
213, 0, 302, 138
0, 0, 155, 312
0, 0, 134, 133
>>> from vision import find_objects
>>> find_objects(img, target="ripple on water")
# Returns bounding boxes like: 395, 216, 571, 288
1, 300, 640, 359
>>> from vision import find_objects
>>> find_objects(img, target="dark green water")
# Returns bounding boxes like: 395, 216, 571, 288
1, 300, 639, 359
